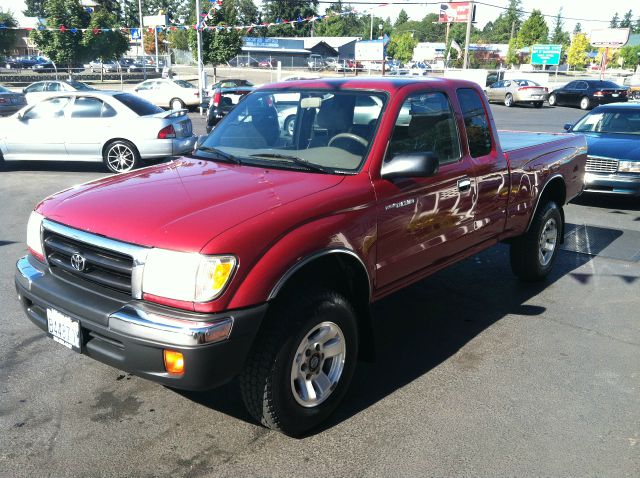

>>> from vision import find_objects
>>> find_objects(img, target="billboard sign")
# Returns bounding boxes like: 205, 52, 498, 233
590, 28, 630, 47
439, 2, 476, 23
355, 40, 384, 60
143, 14, 168, 27
531, 44, 562, 65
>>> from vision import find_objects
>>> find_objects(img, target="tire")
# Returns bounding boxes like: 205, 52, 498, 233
284, 115, 295, 136
580, 96, 590, 110
534, 101, 543, 108
0, 150, 5, 171
103, 140, 140, 174
510, 201, 563, 282
504, 93, 514, 107
239, 288, 359, 437
548, 93, 557, 106
170, 98, 185, 110
633, 91, 640, 101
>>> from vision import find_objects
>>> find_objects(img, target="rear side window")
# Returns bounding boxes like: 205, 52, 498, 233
456, 88, 492, 158
70, 97, 103, 118
25, 83, 45, 93
113, 93, 163, 116
388, 91, 461, 165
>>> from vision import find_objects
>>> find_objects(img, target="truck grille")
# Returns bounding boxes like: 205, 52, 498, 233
586, 157, 618, 173
43, 230, 133, 294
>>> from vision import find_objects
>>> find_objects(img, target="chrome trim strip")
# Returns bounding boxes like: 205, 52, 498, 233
41, 219, 149, 299
268, 248, 372, 301
16, 255, 44, 288
108, 305, 233, 346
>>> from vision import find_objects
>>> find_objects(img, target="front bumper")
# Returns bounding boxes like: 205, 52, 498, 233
15, 255, 267, 390
584, 172, 640, 196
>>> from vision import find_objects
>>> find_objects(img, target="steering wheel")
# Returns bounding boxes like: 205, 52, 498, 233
328, 133, 369, 148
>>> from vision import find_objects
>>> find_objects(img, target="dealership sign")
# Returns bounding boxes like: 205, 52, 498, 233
589, 28, 630, 47
439, 2, 476, 23
531, 44, 562, 65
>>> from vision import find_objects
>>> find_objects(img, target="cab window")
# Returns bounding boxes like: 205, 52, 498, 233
457, 88, 492, 158
387, 91, 461, 165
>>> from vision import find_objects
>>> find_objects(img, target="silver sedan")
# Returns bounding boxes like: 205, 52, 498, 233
0, 85, 27, 116
0, 91, 196, 173
486, 79, 549, 108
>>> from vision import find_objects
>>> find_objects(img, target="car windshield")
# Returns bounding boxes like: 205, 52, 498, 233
573, 109, 640, 134
174, 80, 196, 89
199, 89, 387, 174
113, 93, 163, 116
67, 81, 93, 91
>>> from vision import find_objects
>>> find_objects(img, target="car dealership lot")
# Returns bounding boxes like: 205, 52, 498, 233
1, 105, 639, 477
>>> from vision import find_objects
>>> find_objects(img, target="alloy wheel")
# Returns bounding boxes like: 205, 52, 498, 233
538, 217, 558, 267
107, 144, 135, 173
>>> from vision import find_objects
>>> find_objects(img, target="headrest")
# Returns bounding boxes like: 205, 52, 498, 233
316, 96, 353, 130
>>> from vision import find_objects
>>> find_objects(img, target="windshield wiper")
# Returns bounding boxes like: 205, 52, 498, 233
249, 153, 333, 174
196, 146, 242, 165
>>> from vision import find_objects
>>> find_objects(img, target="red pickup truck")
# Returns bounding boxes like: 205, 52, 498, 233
15, 78, 586, 436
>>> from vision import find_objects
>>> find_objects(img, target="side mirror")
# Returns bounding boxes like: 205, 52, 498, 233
563, 123, 573, 131
381, 152, 439, 180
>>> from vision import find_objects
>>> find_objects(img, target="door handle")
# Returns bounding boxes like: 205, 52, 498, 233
458, 178, 471, 191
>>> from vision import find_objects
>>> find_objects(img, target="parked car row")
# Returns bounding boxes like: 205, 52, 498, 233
2, 56, 165, 74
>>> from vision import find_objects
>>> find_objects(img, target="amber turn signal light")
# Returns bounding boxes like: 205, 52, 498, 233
163, 350, 185, 375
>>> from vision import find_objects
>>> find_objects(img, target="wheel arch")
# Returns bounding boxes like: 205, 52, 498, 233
102, 138, 140, 158
526, 175, 566, 242
268, 249, 375, 361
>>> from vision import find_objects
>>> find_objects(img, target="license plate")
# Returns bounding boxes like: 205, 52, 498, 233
612, 93, 619, 97
47, 308, 81, 350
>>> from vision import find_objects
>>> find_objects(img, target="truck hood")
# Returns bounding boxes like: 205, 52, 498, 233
584, 133, 640, 162
38, 157, 345, 252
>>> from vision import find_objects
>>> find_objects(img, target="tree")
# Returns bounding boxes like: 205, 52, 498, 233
0, 9, 18, 55
83, 10, 129, 62
23, 0, 46, 18
122, 0, 140, 27
395, 9, 409, 28
144, 29, 168, 54
485, 0, 523, 43
29, 0, 91, 69
573, 23, 582, 34
515, 9, 549, 53
550, 7, 570, 57
620, 10, 633, 28
618, 44, 640, 68
93, 0, 122, 18
567, 32, 589, 69
314, 4, 365, 38
610, 12, 619, 28
386, 32, 417, 63
262, 0, 318, 37
188, 6, 242, 66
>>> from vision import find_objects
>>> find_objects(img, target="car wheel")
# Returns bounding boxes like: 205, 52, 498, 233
510, 201, 562, 282
548, 93, 557, 106
284, 115, 296, 136
239, 288, 358, 437
534, 101, 543, 108
633, 91, 640, 101
504, 93, 514, 107
103, 140, 140, 174
0, 150, 5, 171
170, 98, 185, 110
580, 96, 590, 110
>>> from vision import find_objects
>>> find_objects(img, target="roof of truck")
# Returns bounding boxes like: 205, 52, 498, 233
258, 76, 478, 92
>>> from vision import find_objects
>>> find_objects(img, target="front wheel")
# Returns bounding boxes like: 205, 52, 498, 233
103, 140, 140, 174
510, 201, 562, 282
239, 289, 358, 436
548, 93, 557, 106
504, 93, 514, 107
580, 96, 590, 110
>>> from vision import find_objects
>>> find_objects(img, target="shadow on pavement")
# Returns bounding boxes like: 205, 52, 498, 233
180, 224, 626, 435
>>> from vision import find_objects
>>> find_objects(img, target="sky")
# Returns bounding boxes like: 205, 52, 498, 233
0, 0, 638, 35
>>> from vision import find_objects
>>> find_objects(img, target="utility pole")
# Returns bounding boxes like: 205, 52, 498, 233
195, 0, 204, 100
138, 0, 145, 79
462, 2, 474, 69
370, 13, 373, 40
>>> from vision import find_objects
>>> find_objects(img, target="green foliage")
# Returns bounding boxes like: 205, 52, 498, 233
168, 29, 190, 50
0, 9, 18, 54
262, 0, 317, 37
82, 10, 129, 61
567, 32, 589, 69
395, 9, 409, 28
29, 0, 91, 66
483, 0, 523, 43
620, 10, 633, 29
619, 45, 640, 68
506, 37, 519, 65
515, 8, 549, 61
393, 13, 446, 42
386, 32, 417, 63
187, 8, 242, 66
23, 0, 46, 18
610, 12, 619, 28
573, 23, 582, 34
93, 0, 122, 18
313, 11, 364, 37
121, 0, 141, 27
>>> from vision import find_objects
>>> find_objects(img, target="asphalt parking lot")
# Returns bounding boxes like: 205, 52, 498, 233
1, 104, 639, 477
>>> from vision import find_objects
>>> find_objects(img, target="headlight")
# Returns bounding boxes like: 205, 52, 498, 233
26, 211, 44, 259
618, 161, 640, 173
142, 249, 236, 302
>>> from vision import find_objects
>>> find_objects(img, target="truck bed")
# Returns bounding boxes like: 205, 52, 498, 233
498, 131, 572, 153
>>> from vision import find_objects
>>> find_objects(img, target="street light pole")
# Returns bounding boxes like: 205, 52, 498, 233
195, 0, 204, 101
462, 1, 474, 69
138, 0, 146, 79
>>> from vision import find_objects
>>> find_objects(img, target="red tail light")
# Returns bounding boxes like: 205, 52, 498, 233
0, 98, 7, 104
593, 91, 604, 97
194, 91, 199, 97
212, 90, 221, 107
544, 87, 548, 93
157, 124, 176, 139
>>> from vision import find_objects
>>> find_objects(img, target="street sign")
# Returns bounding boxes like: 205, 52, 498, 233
438, 2, 476, 23
531, 44, 562, 66
130, 28, 141, 41
590, 28, 630, 48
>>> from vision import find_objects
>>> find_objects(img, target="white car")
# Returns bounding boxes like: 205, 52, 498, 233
133, 78, 201, 110
0, 91, 196, 173
23, 80, 95, 104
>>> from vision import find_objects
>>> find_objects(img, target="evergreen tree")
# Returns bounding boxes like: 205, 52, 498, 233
550, 8, 570, 48
573, 23, 582, 34
314, 2, 365, 37
23, 0, 46, 18
620, 10, 633, 28
610, 12, 619, 28
122, 0, 141, 27
188, 1, 242, 65
262, 0, 318, 37
486, 0, 523, 43
395, 9, 409, 28
516, 9, 549, 49
93, 0, 121, 18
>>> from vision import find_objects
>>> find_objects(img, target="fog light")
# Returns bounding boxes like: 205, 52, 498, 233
164, 350, 184, 375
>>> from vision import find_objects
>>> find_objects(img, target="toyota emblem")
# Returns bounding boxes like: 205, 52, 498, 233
70, 253, 86, 272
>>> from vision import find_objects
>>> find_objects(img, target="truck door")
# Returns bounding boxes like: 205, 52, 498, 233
455, 87, 509, 244
374, 90, 478, 288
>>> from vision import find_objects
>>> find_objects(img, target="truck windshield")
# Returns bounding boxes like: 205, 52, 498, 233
200, 89, 387, 173
573, 110, 640, 134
